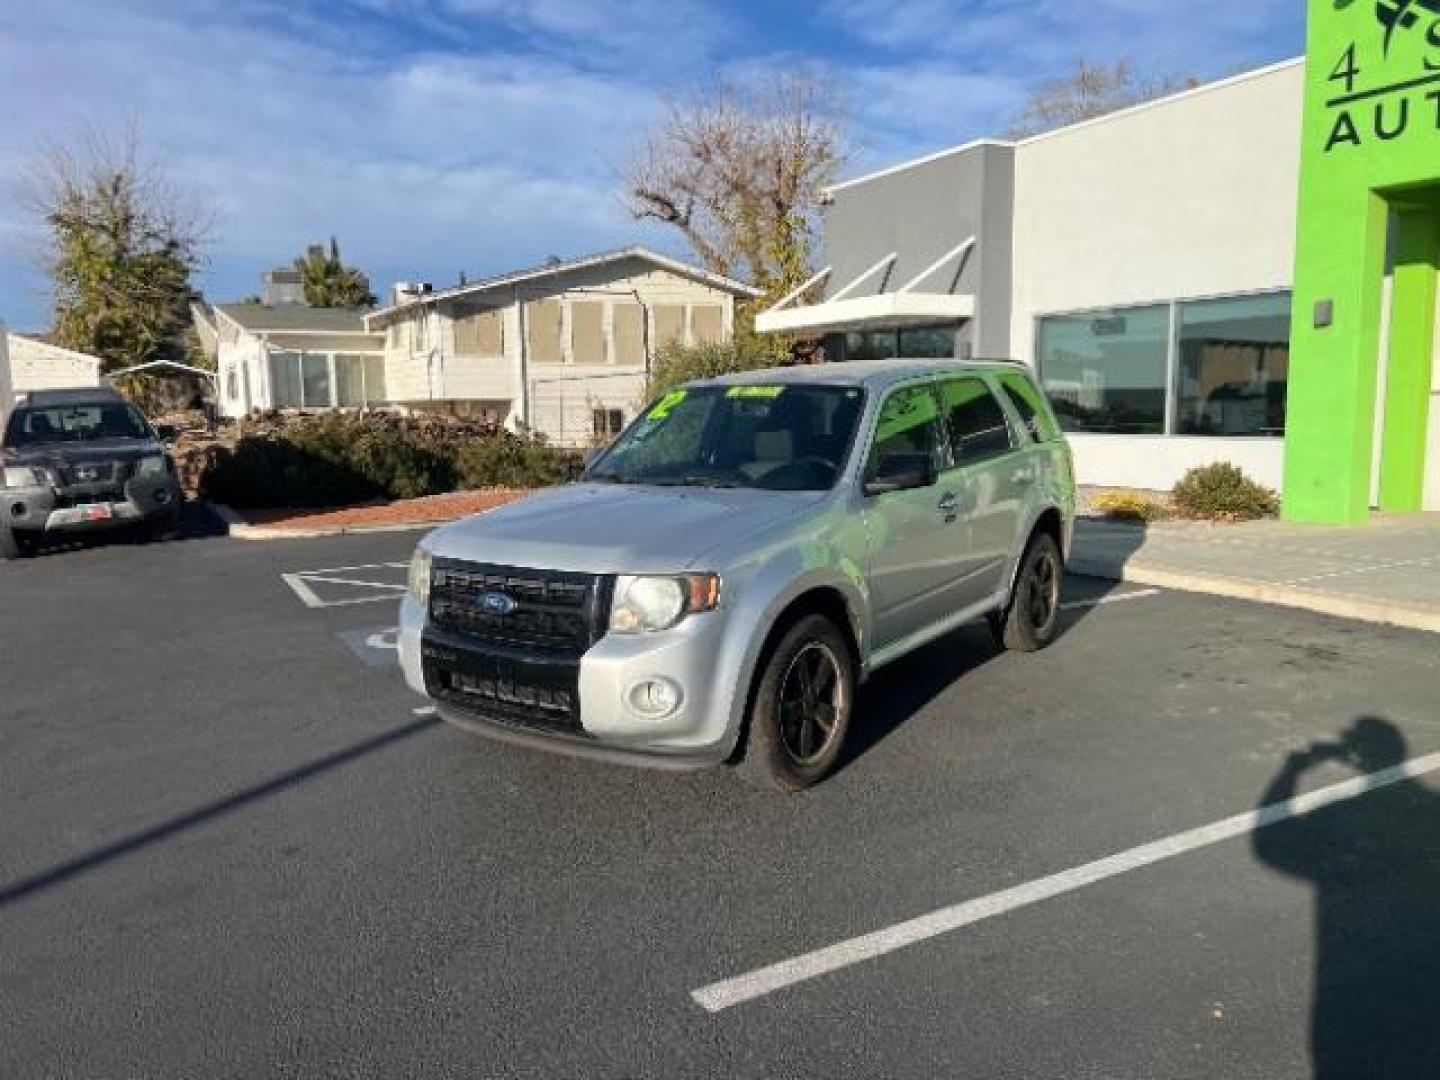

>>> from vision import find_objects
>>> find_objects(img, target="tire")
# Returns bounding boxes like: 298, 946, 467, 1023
148, 505, 182, 543
0, 528, 33, 561
736, 614, 855, 793
995, 532, 1064, 653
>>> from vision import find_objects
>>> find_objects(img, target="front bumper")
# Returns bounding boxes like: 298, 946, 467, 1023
399, 594, 739, 769
4, 478, 179, 535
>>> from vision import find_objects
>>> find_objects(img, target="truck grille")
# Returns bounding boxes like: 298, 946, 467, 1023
427, 651, 584, 736
61, 461, 130, 485
428, 560, 612, 659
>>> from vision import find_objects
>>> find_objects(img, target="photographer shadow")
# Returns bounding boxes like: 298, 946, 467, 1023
1252, 716, 1440, 1079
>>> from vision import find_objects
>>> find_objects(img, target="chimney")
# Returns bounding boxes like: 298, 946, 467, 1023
391, 282, 434, 306
262, 268, 307, 307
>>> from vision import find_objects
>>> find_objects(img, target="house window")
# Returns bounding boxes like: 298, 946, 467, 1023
691, 305, 724, 345
570, 301, 605, 364
593, 408, 625, 440
1037, 305, 1169, 434
653, 304, 685, 348
1175, 293, 1290, 437
526, 299, 563, 364
453, 306, 504, 356
269, 351, 334, 409
612, 303, 646, 365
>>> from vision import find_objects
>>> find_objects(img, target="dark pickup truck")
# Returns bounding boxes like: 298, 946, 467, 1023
1, 387, 182, 559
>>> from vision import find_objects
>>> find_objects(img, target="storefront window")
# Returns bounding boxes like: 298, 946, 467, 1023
1176, 293, 1290, 437
844, 331, 898, 362
839, 326, 957, 362
898, 327, 957, 359
1037, 306, 1169, 434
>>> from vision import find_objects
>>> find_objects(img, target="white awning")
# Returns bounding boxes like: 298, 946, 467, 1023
755, 291, 974, 335
756, 236, 977, 336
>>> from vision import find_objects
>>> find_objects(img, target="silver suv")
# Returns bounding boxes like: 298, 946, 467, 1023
401, 360, 1075, 791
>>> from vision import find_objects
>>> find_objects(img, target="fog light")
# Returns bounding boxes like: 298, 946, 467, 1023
626, 678, 682, 719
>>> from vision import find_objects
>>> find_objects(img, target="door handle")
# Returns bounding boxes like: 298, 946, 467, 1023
937, 492, 959, 521
1010, 467, 1035, 486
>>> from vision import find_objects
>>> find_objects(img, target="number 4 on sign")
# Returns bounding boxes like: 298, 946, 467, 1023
1330, 43, 1360, 96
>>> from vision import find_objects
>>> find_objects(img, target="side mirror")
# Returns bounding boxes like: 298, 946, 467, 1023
582, 448, 604, 469
154, 423, 178, 444
863, 452, 935, 497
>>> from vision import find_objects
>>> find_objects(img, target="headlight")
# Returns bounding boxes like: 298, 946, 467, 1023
408, 547, 433, 605
609, 573, 720, 634
136, 455, 169, 478
2, 466, 46, 488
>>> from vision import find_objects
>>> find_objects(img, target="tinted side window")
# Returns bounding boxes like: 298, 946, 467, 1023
937, 378, 1016, 466
867, 385, 944, 477
997, 372, 1059, 443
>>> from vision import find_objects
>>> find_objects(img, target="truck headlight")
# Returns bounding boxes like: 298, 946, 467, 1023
136, 455, 169, 478
2, 466, 46, 489
609, 574, 720, 634
408, 547, 433, 605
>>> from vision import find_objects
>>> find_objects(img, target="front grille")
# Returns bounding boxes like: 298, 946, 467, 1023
61, 461, 124, 485
429, 560, 612, 658
427, 651, 585, 736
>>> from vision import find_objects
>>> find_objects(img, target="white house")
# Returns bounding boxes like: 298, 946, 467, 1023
363, 247, 762, 445
2, 328, 103, 407
199, 249, 761, 446
193, 300, 386, 418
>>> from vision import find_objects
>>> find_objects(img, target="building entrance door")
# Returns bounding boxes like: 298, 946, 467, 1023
1376, 198, 1440, 514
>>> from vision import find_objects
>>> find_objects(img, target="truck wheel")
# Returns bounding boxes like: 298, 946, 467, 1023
995, 532, 1063, 652
737, 614, 855, 793
149, 506, 182, 543
0, 528, 33, 561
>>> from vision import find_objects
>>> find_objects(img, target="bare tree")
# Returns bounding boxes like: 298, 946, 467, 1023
626, 71, 848, 308
1006, 60, 1198, 139
20, 123, 212, 373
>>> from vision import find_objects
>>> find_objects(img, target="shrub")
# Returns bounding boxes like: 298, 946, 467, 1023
1170, 463, 1279, 522
199, 411, 580, 508
1090, 489, 1169, 522
455, 434, 581, 490
648, 335, 788, 398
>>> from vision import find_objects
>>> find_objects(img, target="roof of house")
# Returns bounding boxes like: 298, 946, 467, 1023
366, 246, 764, 326
214, 304, 375, 334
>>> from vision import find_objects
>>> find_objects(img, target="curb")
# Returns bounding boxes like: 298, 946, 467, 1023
1070, 557, 1440, 635
208, 503, 444, 540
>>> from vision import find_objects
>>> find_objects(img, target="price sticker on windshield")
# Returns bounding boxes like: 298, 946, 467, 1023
648, 390, 688, 420
726, 386, 785, 400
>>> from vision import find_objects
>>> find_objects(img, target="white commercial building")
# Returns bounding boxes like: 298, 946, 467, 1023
760, 60, 1308, 491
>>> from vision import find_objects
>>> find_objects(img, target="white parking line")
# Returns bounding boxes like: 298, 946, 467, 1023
1059, 588, 1161, 612
281, 561, 410, 609
690, 749, 1440, 1013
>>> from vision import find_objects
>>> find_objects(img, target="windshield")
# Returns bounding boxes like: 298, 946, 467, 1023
587, 384, 867, 492
3, 402, 152, 447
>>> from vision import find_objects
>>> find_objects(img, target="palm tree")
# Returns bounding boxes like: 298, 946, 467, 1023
293, 237, 376, 308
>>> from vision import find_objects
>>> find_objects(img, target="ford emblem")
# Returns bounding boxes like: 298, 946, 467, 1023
478, 591, 518, 616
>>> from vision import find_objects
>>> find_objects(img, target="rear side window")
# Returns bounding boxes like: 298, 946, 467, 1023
996, 372, 1060, 443
935, 377, 1016, 466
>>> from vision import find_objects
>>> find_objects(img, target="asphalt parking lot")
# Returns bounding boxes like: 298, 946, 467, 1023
4, 515, 1440, 1078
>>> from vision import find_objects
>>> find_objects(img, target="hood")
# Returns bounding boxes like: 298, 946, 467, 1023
2, 437, 163, 469
426, 482, 826, 573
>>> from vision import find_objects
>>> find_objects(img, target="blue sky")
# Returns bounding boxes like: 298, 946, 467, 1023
0, 0, 1305, 329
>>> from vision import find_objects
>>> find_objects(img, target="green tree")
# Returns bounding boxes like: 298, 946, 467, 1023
294, 237, 376, 308
646, 336, 783, 399
23, 129, 209, 374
